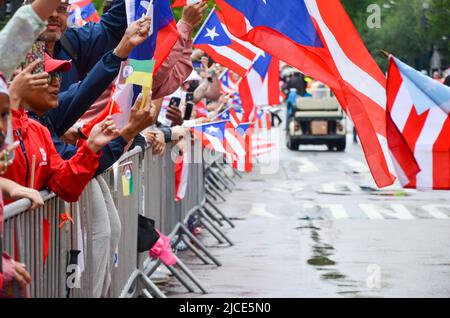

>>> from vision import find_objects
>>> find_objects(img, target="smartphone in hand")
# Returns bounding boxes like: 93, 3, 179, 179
169, 97, 182, 109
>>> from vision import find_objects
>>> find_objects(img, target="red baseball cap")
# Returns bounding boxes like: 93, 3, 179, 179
44, 53, 72, 73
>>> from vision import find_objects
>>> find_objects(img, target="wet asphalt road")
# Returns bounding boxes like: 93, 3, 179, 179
167, 127, 450, 298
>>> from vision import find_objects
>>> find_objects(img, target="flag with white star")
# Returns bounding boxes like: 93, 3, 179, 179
191, 121, 228, 153
193, 8, 261, 77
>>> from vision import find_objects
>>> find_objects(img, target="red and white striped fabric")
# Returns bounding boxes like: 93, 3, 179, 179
252, 136, 275, 158
193, 8, 260, 77
256, 111, 272, 132
175, 155, 189, 201
232, 133, 253, 172
216, 0, 397, 188
172, 0, 202, 8
239, 53, 281, 120
387, 56, 450, 189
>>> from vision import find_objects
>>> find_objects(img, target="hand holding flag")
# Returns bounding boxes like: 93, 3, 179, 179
120, 91, 159, 142
172, 0, 205, 9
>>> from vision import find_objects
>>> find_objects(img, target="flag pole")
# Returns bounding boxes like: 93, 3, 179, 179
192, 5, 216, 44
381, 50, 390, 58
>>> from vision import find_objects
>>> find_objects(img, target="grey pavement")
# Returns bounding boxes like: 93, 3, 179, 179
166, 127, 450, 298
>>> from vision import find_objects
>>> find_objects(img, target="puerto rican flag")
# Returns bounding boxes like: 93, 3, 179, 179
254, 107, 272, 132
219, 69, 242, 106
172, 0, 203, 8
68, 0, 100, 27
218, 107, 243, 128
230, 123, 254, 172
239, 52, 280, 120
126, 0, 179, 73
386, 55, 450, 189
215, 0, 397, 188
192, 121, 228, 153
193, 8, 261, 77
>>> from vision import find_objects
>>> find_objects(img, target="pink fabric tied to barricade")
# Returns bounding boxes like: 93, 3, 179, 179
149, 230, 177, 266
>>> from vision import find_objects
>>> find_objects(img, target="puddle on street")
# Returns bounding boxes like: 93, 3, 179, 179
299, 221, 362, 297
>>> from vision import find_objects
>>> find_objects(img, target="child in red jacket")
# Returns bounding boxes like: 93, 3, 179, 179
0, 73, 44, 297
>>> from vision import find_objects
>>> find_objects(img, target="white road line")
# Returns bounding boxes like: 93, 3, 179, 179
244, 203, 279, 219
322, 204, 350, 219
298, 157, 319, 173
421, 205, 450, 219
322, 181, 361, 193
342, 158, 369, 173
359, 204, 415, 220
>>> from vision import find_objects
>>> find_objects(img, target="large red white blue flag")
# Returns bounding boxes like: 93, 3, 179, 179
215, 0, 396, 188
239, 52, 280, 120
386, 56, 450, 189
125, 0, 179, 72
172, 0, 203, 8
193, 8, 261, 77
68, 0, 100, 27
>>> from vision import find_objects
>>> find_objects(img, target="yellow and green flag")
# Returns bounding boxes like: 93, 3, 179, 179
122, 166, 133, 197
124, 59, 155, 88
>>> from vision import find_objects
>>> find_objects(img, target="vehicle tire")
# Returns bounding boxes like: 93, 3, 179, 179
287, 137, 299, 151
327, 144, 335, 151
336, 139, 346, 152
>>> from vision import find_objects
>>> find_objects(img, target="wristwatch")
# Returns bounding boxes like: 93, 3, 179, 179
77, 127, 88, 140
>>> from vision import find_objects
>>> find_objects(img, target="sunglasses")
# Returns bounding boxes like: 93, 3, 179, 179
47, 72, 61, 84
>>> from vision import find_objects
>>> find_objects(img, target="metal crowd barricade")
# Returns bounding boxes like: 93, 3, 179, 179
3, 191, 68, 298
2, 139, 228, 298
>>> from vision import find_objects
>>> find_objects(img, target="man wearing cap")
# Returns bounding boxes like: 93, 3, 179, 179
0, 0, 62, 80
24, 0, 206, 97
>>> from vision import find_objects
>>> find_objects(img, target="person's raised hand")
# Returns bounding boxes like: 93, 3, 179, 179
120, 92, 157, 142
87, 116, 119, 153
9, 60, 49, 109
167, 106, 184, 127
114, 16, 152, 58
181, 1, 208, 29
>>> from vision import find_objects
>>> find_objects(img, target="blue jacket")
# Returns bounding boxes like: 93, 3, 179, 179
55, 0, 127, 92
33, 0, 129, 175
31, 51, 128, 176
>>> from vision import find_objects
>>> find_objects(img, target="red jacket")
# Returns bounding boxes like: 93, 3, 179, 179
3, 109, 101, 203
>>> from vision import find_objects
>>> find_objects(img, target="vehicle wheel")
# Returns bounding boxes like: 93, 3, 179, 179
327, 144, 335, 151
336, 139, 346, 152
287, 137, 299, 151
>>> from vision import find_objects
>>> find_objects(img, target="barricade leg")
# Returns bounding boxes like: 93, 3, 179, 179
207, 174, 225, 193
210, 165, 233, 192
205, 185, 218, 202
138, 271, 167, 298
214, 162, 236, 187
178, 224, 222, 266
198, 215, 226, 245
201, 205, 225, 227
179, 235, 211, 265
172, 254, 208, 294
205, 197, 235, 228
203, 204, 233, 229
232, 168, 243, 179
164, 263, 197, 293
205, 180, 226, 202
199, 209, 234, 246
